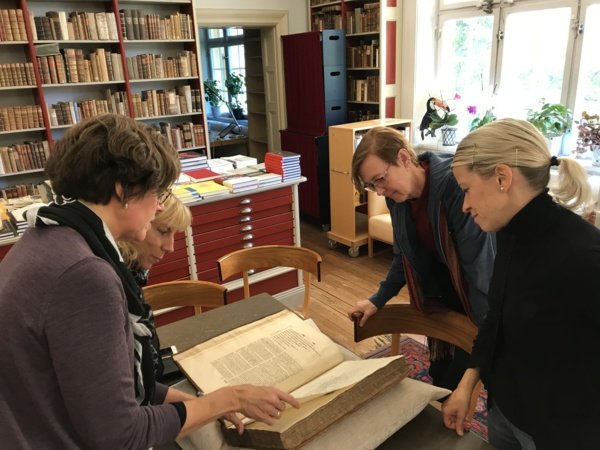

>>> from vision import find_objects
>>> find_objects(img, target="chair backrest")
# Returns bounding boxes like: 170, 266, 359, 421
216, 245, 322, 318
354, 303, 477, 353
354, 303, 481, 421
143, 280, 227, 316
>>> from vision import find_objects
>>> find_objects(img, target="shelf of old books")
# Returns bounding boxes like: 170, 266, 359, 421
0, 0, 210, 200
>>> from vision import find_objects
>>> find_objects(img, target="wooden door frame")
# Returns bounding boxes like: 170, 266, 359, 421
195, 9, 288, 152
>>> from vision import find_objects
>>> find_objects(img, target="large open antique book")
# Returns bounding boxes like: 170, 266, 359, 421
172, 296, 408, 449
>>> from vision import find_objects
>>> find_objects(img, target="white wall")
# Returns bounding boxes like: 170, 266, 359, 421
194, 0, 308, 34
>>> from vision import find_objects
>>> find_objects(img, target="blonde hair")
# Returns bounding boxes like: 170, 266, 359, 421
120, 195, 192, 268
451, 118, 593, 212
351, 126, 417, 191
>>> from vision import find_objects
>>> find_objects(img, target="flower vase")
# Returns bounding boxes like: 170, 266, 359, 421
441, 127, 457, 146
592, 144, 600, 167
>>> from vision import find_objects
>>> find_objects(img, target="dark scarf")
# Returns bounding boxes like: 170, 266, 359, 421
130, 267, 165, 380
28, 200, 156, 405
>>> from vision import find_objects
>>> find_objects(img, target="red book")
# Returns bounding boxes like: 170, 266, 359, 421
184, 167, 220, 181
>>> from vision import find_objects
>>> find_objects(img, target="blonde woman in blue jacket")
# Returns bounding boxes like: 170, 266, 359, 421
349, 126, 495, 390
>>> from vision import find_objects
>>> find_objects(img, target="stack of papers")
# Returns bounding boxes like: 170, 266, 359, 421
207, 158, 235, 174
179, 152, 208, 172
8, 202, 47, 235
221, 176, 259, 193
252, 172, 282, 187
264, 151, 301, 181
222, 154, 258, 169
0, 219, 16, 242
191, 180, 230, 198
173, 181, 231, 202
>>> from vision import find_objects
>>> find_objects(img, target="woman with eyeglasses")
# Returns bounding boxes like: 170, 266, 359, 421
0, 114, 298, 449
348, 126, 495, 391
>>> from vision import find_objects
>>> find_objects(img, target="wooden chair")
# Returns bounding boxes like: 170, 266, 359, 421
143, 280, 228, 316
353, 303, 482, 423
216, 245, 322, 318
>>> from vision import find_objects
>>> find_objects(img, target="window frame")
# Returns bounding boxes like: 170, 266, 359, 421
203, 27, 246, 119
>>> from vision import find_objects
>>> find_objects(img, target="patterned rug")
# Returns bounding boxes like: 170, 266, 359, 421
366, 336, 489, 442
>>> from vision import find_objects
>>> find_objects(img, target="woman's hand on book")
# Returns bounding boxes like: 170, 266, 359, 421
229, 385, 300, 433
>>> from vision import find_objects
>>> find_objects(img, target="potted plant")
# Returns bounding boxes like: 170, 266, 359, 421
203, 79, 225, 109
526, 100, 573, 139
468, 107, 497, 132
428, 107, 459, 146
224, 72, 245, 119
574, 112, 600, 166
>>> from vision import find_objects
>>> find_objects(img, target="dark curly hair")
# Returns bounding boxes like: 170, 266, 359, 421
45, 114, 180, 204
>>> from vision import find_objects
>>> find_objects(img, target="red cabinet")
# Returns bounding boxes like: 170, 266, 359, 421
0, 242, 14, 263
190, 187, 296, 286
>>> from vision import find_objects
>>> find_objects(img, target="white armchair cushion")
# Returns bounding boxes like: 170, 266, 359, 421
369, 213, 393, 245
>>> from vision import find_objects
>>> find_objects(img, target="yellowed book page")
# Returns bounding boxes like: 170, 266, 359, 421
174, 310, 344, 395
290, 356, 402, 401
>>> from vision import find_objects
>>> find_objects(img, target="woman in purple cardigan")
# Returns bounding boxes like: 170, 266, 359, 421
0, 114, 298, 449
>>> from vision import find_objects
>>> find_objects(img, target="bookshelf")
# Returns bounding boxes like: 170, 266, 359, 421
0, 0, 209, 199
327, 118, 411, 257
308, 0, 400, 123
243, 29, 268, 161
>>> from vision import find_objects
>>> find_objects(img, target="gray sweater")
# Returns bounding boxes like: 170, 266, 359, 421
0, 226, 181, 449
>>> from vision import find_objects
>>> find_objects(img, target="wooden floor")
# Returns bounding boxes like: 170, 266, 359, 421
299, 220, 410, 356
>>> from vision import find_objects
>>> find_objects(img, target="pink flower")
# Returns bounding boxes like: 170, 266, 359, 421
467, 105, 477, 115
453, 93, 462, 100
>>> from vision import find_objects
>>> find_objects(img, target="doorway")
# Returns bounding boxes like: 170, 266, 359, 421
196, 9, 288, 161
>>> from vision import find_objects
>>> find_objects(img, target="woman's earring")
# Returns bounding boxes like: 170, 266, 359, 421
124, 203, 129, 209
500, 186, 504, 192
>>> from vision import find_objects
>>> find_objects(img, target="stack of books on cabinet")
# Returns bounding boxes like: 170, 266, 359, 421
0, 1, 209, 203
264, 151, 301, 182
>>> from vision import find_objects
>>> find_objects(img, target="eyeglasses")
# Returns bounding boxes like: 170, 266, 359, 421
157, 188, 172, 204
363, 165, 390, 192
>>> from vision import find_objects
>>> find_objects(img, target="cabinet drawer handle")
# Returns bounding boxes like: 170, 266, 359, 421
247, 268, 256, 275
239, 198, 252, 205
240, 224, 253, 232
331, 169, 350, 175
240, 207, 252, 214
242, 234, 254, 241
243, 242, 254, 249
240, 216, 251, 223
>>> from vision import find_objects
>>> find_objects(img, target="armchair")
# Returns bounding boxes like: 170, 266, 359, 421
367, 190, 393, 257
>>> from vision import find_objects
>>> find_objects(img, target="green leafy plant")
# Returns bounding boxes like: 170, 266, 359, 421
428, 109, 458, 134
224, 73, 245, 109
469, 107, 497, 132
526, 100, 573, 138
203, 79, 225, 108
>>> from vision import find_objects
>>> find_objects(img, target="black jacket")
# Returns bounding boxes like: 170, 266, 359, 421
469, 191, 600, 449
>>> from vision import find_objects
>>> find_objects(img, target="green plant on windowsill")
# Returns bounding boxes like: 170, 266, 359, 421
224, 72, 245, 110
526, 100, 573, 139
469, 107, 497, 132
428, 109, 458, 133
203, 79, 225, 109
